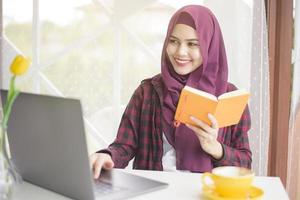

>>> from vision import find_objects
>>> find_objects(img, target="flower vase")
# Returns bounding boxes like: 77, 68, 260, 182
0, 126, 22, 199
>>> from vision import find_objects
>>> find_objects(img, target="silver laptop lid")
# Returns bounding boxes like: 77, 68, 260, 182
1, 90, 169, 200
1, 90, 95, 200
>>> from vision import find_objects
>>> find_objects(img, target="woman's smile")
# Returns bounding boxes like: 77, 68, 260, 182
174, 57, 192, 67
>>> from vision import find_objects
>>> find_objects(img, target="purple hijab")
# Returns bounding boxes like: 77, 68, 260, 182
161, 5, 228, 172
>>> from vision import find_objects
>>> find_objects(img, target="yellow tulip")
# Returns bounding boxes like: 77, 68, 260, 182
10, 55, 30, 76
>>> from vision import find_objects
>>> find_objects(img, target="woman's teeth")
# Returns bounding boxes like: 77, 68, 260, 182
175, 58, 191, 65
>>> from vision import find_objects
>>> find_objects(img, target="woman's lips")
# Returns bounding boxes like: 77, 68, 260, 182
174, 58, 191, 67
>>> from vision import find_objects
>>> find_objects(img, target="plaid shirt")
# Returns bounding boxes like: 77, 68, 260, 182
99, 74, 252, 171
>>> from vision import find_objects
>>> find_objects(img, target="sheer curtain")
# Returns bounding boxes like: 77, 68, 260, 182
0, 0, 269, 175
249, 0, 270, 176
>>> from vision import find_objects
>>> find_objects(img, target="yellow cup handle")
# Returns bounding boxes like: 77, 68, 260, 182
201, 172, 214, 191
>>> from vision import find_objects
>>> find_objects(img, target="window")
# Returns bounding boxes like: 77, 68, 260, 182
2, 1, 268, 176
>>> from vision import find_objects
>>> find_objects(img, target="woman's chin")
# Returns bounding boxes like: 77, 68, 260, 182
174, 67, 193, 75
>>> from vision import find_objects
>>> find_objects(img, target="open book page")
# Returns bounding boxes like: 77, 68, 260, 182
218, 89, 249, 99
214, 93, 250, 127
184, 86, 217, 101
175, 86, 250, 128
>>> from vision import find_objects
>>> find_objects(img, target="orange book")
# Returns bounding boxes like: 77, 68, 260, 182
174, 86, 250, 128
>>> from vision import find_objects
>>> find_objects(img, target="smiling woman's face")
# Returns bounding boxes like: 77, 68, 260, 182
166, 23, 203, 75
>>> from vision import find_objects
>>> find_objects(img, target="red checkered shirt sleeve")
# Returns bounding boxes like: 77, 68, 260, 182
97, 85, 144, 168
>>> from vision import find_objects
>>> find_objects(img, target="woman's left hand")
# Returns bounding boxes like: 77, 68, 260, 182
186, 113, 223, 159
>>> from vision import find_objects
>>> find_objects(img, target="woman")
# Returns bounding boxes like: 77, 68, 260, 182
90, 5, 252, 178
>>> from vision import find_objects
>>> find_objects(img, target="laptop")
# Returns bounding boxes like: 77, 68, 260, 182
0, 90, 168, 200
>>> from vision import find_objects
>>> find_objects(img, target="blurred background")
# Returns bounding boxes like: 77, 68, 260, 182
0, 0, 256, 156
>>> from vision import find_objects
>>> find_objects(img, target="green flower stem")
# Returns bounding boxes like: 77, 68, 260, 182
6, 75, 16, 109
9, 76, 16, 98
2, 75, 20, 130
4, 76, 16, 114
2, 90, 20, 130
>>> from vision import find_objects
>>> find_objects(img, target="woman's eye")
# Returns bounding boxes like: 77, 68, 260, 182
188, 42, 199, 47
169, 39, 179, 45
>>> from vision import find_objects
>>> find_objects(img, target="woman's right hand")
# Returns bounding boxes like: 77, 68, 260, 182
90, 153, 114, 179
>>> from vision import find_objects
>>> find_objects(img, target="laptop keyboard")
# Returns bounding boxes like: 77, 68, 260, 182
94, 179, 127, 195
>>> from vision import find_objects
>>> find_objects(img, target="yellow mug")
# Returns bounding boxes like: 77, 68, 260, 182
202, 166, 254, 198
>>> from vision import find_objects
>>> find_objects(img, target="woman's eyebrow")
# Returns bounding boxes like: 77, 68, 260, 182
169, 35, 199, 42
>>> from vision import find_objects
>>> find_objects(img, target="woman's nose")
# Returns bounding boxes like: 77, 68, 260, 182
176, 44, 188, 56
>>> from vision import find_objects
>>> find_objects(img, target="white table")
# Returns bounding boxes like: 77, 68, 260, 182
12, 169, 289, 200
